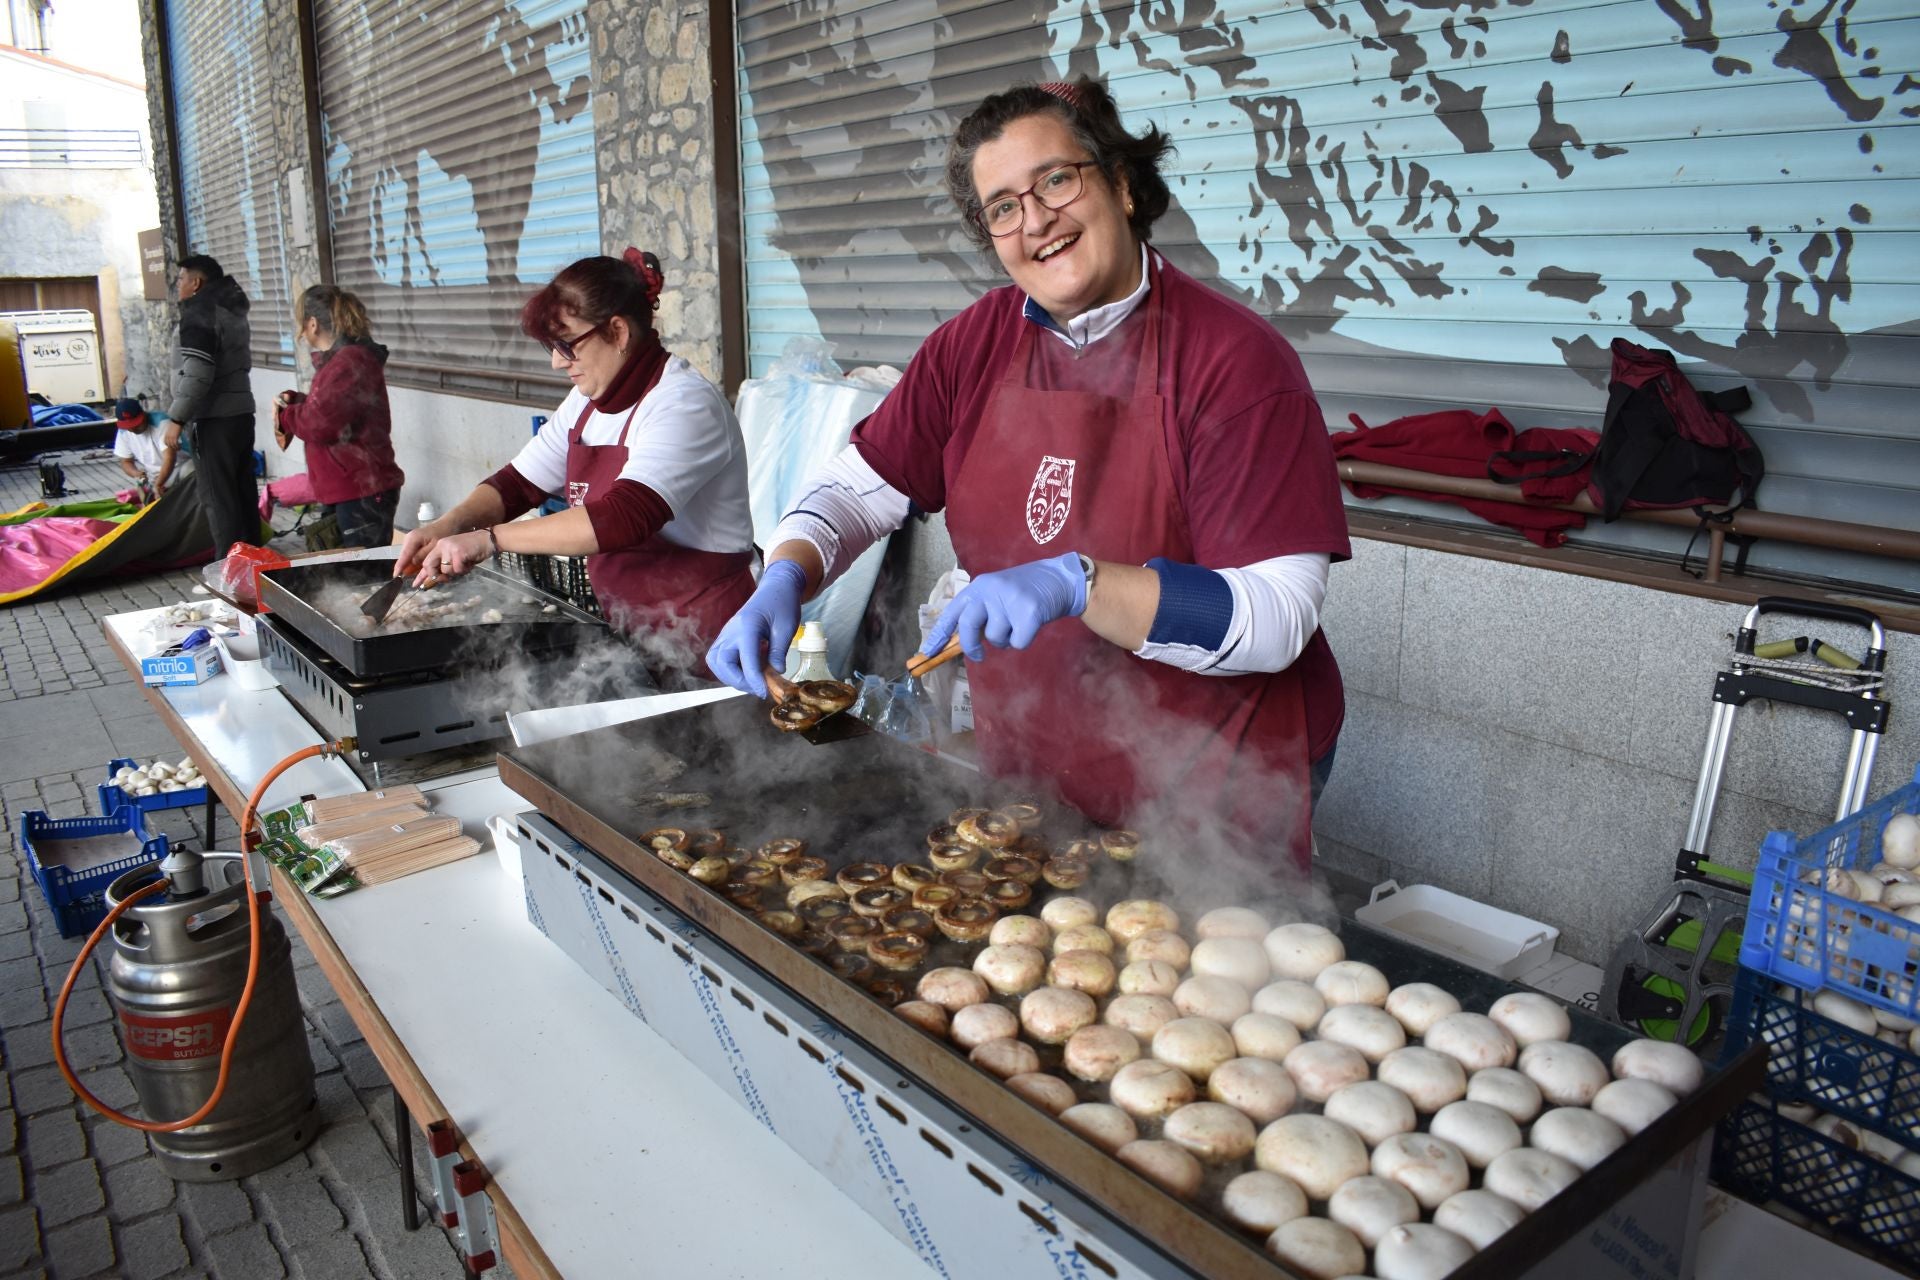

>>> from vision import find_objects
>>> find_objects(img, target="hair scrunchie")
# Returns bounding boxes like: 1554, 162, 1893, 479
623, 247, 665, 312
1038, 81, 1085, 111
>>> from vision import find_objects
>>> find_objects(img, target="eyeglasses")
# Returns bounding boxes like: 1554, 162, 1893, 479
542, 321, 607, 363
977, 161, 1100, 238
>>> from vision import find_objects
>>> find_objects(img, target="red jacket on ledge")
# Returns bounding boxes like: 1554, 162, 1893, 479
276, 341, 405, 504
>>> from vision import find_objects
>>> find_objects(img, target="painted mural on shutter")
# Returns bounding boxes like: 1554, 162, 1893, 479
166, 0, 293, 365
737, 0, 1919, 590
311, 0, 595, 391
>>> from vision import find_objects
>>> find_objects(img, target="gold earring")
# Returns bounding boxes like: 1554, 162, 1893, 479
1125, 200, 1135, 217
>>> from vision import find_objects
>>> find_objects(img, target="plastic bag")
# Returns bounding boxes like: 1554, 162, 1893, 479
917, 568, 972, 736
210, 543, 291, 611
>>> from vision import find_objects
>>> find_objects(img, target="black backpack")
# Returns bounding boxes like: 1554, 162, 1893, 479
1590, 339, 1763, 522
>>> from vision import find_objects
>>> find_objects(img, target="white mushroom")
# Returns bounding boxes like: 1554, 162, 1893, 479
1327, 1174, 1419, 1249
915, 967, 990, 1012
894, 1001, 949, 1037
1125, 929, 1192, 969
1063, 1024, 1142, 1082
1265, 1217, 1366, 1280
1152, 1017, 1239, 1082
1488, 992, 1572, 1047
1116, 1139, 1205, 1199
1886, 881, 1920, 910
1109, 1058, 1197, 1120
1207, 1057, 1298, 1126
1253, 980, 1327, 1031
1196, 906, 1270, 940
1592, 1078, 1678, 1135
1059, 1102, 1137, 1154
1221, 1170, 1308, 1235
1373, 1223, 1477, 1280
1467, 1066, 1544, 1124
1424, 1012, 1518, 1072
1385, 982, 1462, 1037
1610, 1038, 1705, 1095
973, 943, 1047, 996
1038, 896, 1097, 931
1005, 1072, 1077, 1115
1434, 1187, 1527, 1250
1375, 1046, 1468, 1114
1164, 1101, 1258, 1164
1048, 950, 1118, 997
1315, 1004, 1407, 1063
1484, 1146, 1581, 1210
1429, 1099, 1523, 1168
970, 1038, 1041, 1079
1254, 1114, 1370, 1201
1020, 986, 1097, 1045
1104, 993, 1180, 1042
1263, 922, 1345, 983
1106, 899, 1179, 944
1190, 936, 1271, 990
990, 915, 1053, 950
1314, 960, 1390, 1008
1323, 1080, 1417, 1147
1230, 1012, 1303, 1063
949, 1002, 1019, 1050
1883, 812, 1920, 869
1518, 1040, 1609, 1107
1372, 1132, 1471, 1209
1173, 975, 1253, 1024
1529, 1106, 1627, 1171
1052, 923, 1115, 956
1118, 959, 1183, 997
1282, 1039, 1370, 1104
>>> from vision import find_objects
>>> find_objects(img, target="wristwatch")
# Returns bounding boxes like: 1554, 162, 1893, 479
1076, 553, 1098, 595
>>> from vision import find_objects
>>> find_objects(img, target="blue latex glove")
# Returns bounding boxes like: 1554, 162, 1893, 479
923, 551, 1087, 663
706, 559, 809, 697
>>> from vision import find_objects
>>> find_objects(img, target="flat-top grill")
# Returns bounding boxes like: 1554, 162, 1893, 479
256, 560, 653, 763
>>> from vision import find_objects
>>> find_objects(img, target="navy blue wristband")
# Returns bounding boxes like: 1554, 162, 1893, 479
1144, 557, 1234, 650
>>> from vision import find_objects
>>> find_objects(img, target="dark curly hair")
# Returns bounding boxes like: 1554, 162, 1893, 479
943, 76, 1174, 254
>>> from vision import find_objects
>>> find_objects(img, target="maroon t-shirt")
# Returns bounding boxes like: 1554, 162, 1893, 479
851, 257, 1351, 759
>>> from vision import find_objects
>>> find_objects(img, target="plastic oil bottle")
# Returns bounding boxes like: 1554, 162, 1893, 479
787, 621, 833, 681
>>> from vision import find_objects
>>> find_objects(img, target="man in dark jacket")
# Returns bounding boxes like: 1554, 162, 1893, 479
168, 254, 258, 553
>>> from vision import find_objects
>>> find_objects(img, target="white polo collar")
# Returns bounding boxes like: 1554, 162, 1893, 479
1023, 246, 1155, 350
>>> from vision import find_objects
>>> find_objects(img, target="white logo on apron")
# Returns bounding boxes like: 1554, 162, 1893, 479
1025, 456, 1075, 545
567, 480, 591, 507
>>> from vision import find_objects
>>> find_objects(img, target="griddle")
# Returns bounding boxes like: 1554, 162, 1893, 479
498, 699, 1765, 1280
259, 560, 608, 679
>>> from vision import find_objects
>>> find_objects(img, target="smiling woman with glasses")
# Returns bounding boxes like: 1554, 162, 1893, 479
393, 249, 756, 681
708, 76, 1351, 873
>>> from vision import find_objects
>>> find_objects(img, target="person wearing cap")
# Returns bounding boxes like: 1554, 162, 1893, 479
111, 398, 181, 502
707, 77, 1348, 869
394, 250, 755, 680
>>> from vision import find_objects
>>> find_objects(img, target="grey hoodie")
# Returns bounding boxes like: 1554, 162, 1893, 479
168, 274, 255, 423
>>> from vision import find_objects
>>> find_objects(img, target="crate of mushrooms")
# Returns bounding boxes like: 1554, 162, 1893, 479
97, 755, 210, 815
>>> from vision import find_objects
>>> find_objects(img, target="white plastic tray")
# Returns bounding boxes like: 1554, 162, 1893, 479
1354, 880, 1560, 979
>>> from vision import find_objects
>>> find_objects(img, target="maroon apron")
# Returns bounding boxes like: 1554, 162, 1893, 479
565, 392, 755, 680
943, 261, 1317, 869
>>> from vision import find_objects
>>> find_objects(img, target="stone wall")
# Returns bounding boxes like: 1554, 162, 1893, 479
592, 0, 724, 383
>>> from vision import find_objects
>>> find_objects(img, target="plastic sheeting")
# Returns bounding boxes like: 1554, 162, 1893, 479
733, 340, 900, 678
0, 471, 219, 605
0, 505, 125, 596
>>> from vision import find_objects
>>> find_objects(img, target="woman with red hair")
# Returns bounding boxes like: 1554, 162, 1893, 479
396, 250, 755, 677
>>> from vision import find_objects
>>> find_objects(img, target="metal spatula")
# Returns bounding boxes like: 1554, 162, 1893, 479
358, 577, 410, 624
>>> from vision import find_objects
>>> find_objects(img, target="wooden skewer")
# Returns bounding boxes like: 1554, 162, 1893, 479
904, 635, 965, 680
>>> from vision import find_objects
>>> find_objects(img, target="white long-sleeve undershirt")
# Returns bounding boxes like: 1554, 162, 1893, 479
772, 447, 1327, 675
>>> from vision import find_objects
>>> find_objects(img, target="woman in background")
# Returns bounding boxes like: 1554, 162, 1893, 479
274, 285, 406, 548
394, 249, 755, 679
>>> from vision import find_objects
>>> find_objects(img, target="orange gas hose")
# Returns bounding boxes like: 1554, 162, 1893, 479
52, 741, 339, 1130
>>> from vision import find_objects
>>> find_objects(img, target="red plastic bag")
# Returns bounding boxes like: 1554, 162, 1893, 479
212, 543, 291, 611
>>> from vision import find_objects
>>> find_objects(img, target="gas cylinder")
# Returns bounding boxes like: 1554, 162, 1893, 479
105, 848, 316, 1180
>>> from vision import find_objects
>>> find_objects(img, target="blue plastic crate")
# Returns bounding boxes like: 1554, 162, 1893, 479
97, 756, 209, 815
1714, 1098, 1920, 1271
1740, 763, 1920, 1020
20, 807, 169, 938
1721, 969, 1919, 1157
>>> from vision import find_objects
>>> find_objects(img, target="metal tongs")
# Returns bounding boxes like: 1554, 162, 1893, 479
762, 636, 964, 744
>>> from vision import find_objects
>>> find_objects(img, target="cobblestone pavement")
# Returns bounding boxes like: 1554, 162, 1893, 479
1, 458, 482, 1278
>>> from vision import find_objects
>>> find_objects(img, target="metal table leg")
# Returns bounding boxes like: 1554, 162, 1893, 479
204, 789, 217, 848
395, 1088, 420, 1230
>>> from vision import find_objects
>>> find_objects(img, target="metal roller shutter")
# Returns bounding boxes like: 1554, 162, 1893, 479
165, 0, 294, 366
735, 0, 1920, 592
310, 0, 598, 400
